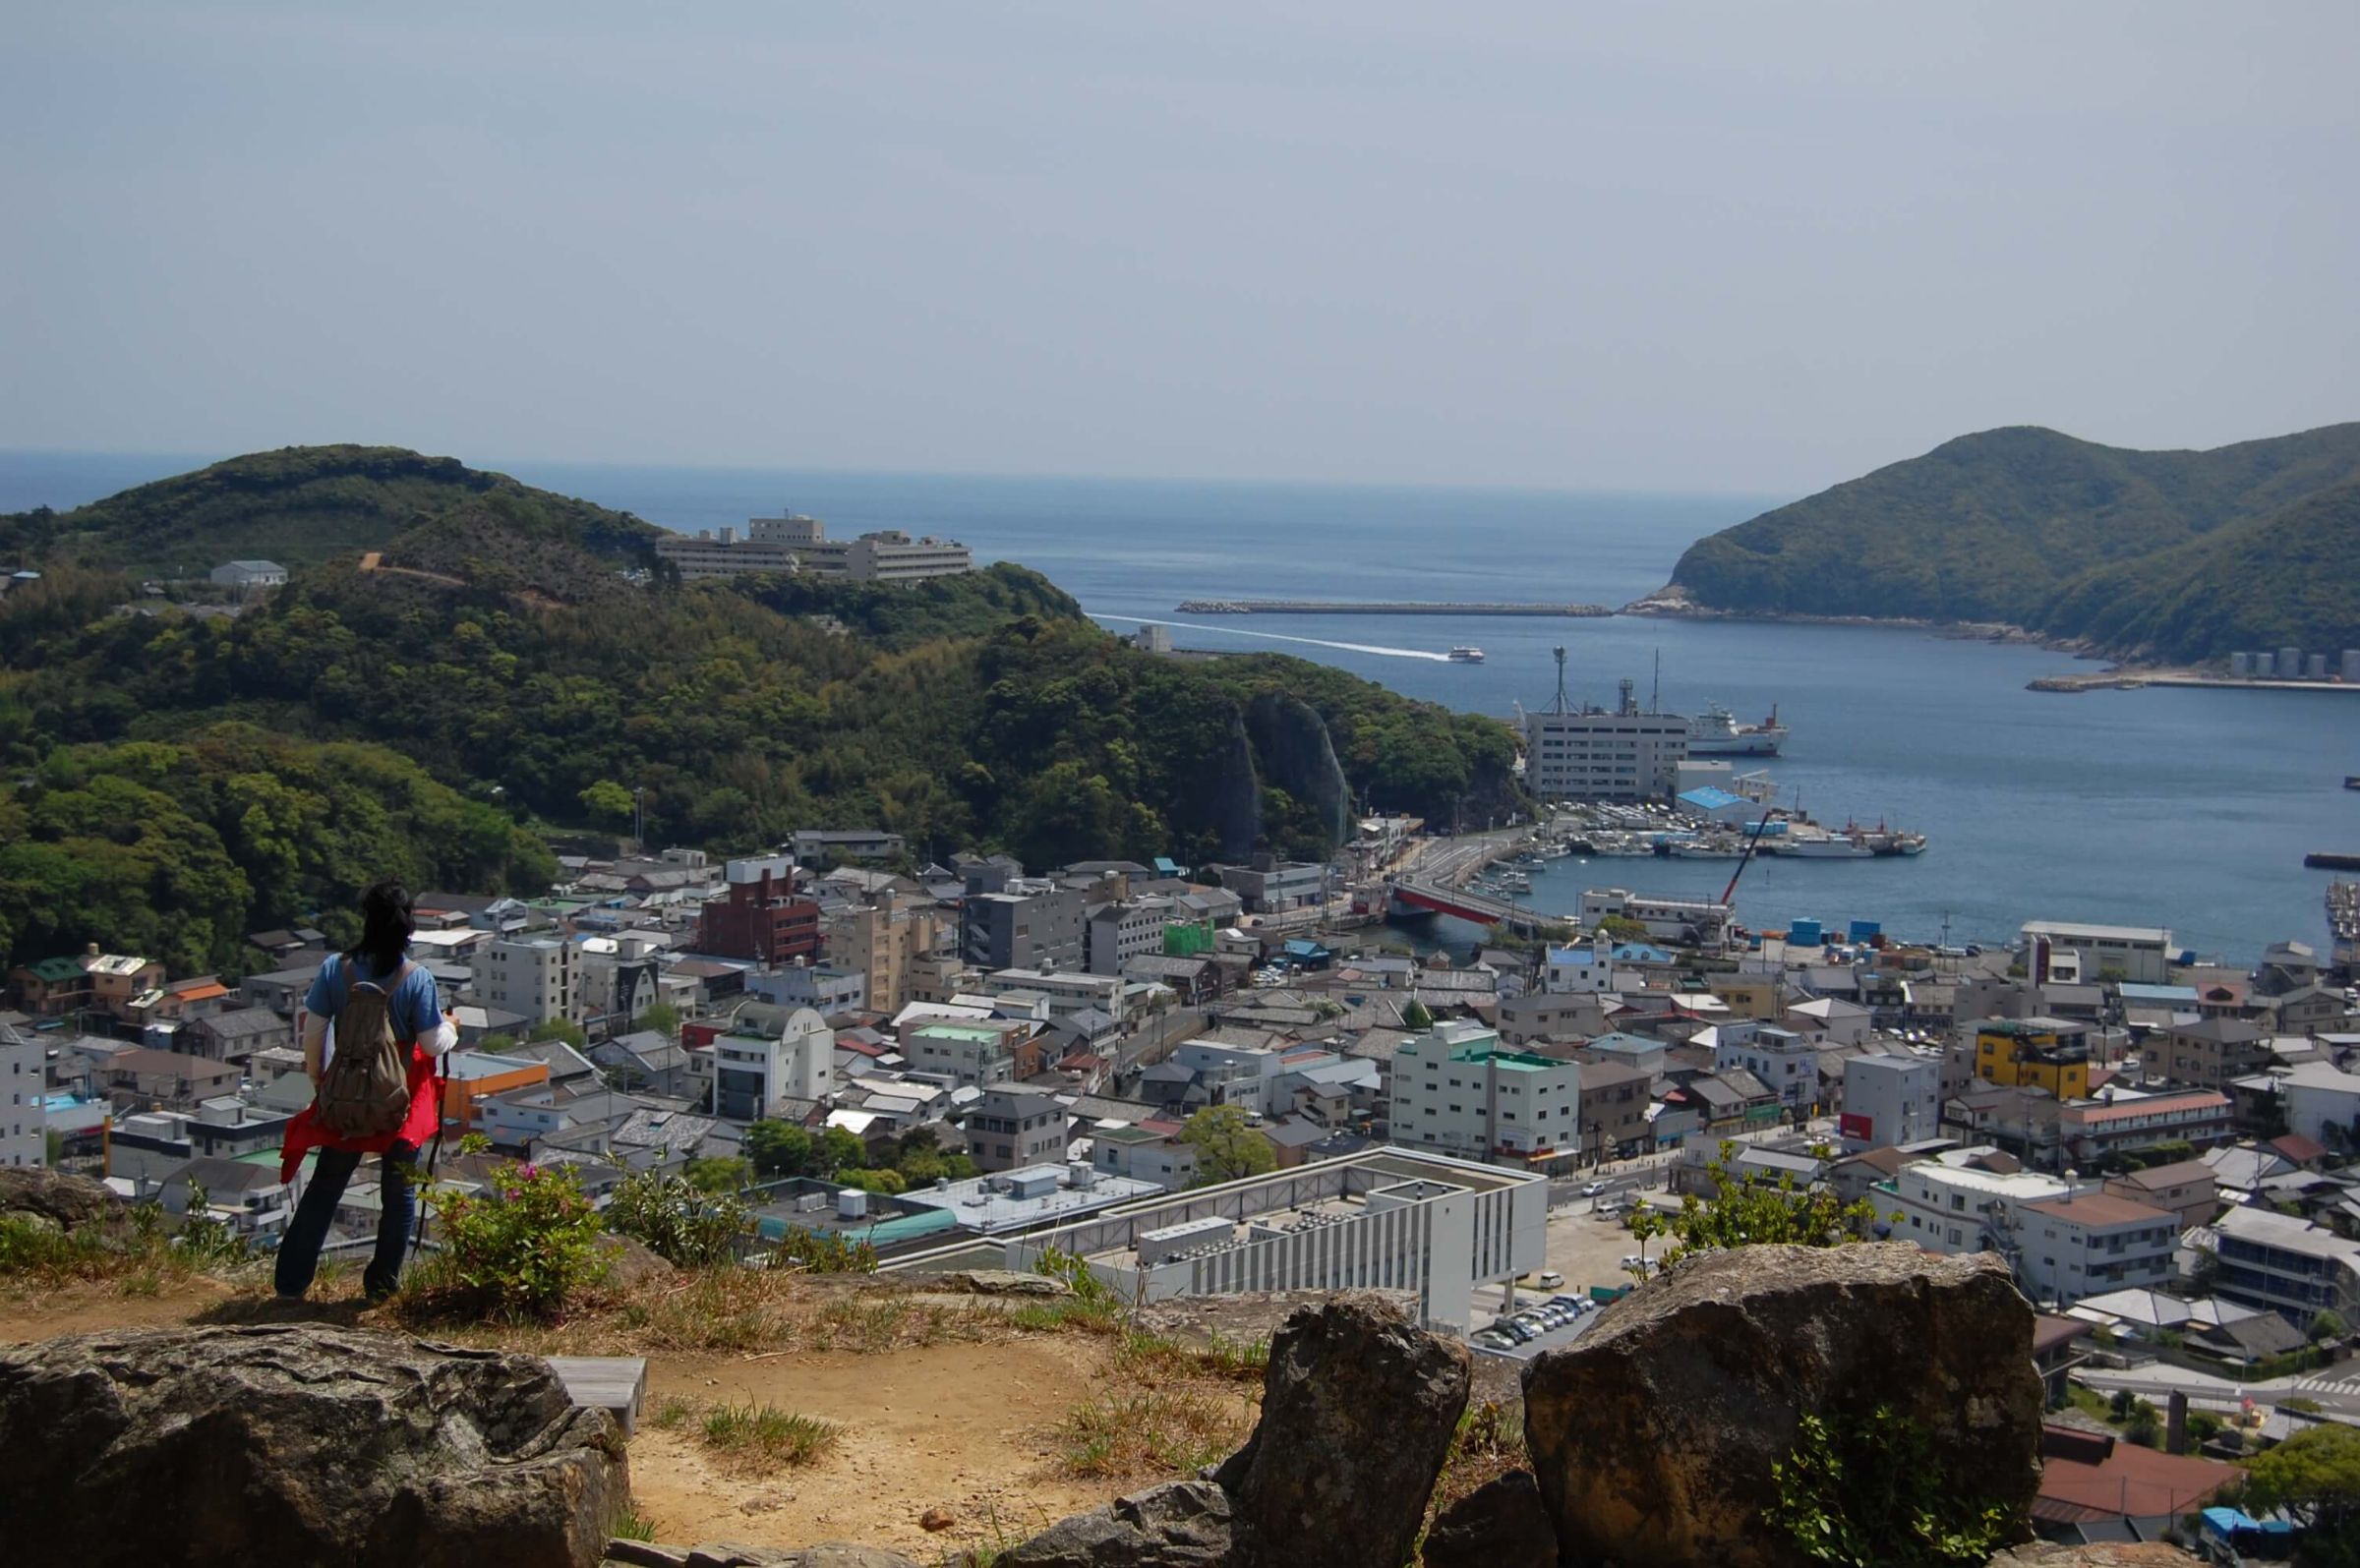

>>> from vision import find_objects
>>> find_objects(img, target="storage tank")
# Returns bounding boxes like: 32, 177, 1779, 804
2344, 650, 2360, 682
2308, 653, 2330, 680
2228, 652, 2251, 677
2279, 647, 2303, 678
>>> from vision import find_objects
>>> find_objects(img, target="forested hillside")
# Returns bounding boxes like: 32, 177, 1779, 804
0, 444, 664, 579
1663, 423, 2360, 660
0, 450, 1520, 975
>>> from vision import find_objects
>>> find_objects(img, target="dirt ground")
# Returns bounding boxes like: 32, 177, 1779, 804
0, 1275, 1182, 1560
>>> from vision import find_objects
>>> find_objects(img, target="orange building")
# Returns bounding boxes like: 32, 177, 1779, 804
438, 1049, 552, 1128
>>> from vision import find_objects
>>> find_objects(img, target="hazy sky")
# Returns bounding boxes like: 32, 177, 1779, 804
5, 3, 2355, 492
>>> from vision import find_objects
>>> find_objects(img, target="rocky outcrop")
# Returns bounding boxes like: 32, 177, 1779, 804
998, 1480, 1235, 1568
1985, 1548, 2201, 1567
1004, 1294, 1469, 1568
0, 1323, 626, 1568
606, 1545, 921, 1568
1523, 1244, 2043, 1568
1243, 691, 1352, 848
0, 1166, 125, 1233
1420, 1471, 1558, 1568
1213, 1292, 1471, 1568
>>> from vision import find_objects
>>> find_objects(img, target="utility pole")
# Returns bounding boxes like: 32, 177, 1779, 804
632, 786, 647, 850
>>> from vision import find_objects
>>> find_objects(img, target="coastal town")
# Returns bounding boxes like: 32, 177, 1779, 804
7, 782, 2360, 1549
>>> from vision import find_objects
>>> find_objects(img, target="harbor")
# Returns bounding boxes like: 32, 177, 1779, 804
1176, 599, 1614, 616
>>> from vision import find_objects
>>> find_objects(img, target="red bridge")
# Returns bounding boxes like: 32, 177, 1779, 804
1387, 876, 1551, 936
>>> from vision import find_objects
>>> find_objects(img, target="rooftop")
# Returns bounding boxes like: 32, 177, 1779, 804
2022, 1194, 2175, 1229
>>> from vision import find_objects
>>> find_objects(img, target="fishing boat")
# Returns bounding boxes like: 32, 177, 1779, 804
1447, 646, 1487, 664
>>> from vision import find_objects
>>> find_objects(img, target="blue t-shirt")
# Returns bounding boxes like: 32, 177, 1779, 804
305, 952, 442, 1048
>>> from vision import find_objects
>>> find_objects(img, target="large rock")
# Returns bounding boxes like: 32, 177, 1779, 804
1986, 1549, 2200, 1566
1420, 1470, 1558, 1568
997, 1480, 1235, 1568
0, 1323, 626, 1568
1523, 1244, 2043, 1568
0, 1166, 124, 1232
1212, 1291, 1471, 1568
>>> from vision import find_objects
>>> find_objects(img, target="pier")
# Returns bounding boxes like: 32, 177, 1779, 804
1176, 600, 1614, 616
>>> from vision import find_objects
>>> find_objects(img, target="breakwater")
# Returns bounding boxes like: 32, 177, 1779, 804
1176, 599, 1614, 616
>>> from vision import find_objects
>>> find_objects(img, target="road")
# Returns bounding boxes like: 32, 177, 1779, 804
2077, 1359, 2360, 1418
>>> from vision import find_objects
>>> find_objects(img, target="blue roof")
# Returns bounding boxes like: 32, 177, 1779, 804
1153, 857, 1183, 875
1283, 939, 1330, 958
2119, 983, 2200, 1003
1612, 943, 1675, 963
1677, 786, 1743, 810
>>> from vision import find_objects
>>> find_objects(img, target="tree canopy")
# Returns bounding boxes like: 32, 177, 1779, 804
1180, 1105, 1277, 1186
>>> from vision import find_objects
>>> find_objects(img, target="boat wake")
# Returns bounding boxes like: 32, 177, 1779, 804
1092, 614, 1450, 662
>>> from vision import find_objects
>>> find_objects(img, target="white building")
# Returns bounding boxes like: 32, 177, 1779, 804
692, 1002, 833, 1121
982, 968, 1133, 1025
470, 937, 579, 1026
1388, 1021, 1582, 1168
1090, 1123, 1201, 1191
655, 513, 972, 583
1576, 888, 1732, 947
207, 559, 288, 589
1, 1021, 43, 1169
2016, 1194, 2179, 1306
1891, 1152, 2070, 1260
1524, 699, 1689, 804
918, 1145, 1549, 1332
2021, 920, 2173, 986
1841, 1053, 1939, 1151
2213, 1205, 2360, 1323
1715, 1025, 1819, 1115
903, 1019, 1031, 1087
1541, 936, 1623, 995
2278, 1060, 2360, 1146
1086, 898, 1173, 976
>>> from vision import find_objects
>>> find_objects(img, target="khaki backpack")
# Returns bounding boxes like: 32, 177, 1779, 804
314, 958, 414, 1140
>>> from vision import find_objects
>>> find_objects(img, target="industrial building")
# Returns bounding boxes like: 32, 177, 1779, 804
655, 513, 972, 583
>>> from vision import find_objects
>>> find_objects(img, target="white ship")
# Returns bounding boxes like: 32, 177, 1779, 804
1779, 829, 1875, 859
1447, 646, 1487, 664
1687, 701, 1787, 757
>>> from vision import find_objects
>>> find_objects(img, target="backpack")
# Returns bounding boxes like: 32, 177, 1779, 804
315, 958, 414, 1140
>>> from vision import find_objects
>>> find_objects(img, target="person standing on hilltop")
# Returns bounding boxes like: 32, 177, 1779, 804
274, 880, 457, 1304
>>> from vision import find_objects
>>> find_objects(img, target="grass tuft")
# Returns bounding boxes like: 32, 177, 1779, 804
697, 1401, 843, 1469
1055, 1388, 1251, 1480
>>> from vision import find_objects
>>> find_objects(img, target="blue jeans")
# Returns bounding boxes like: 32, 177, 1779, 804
274, 1144, 416, 1301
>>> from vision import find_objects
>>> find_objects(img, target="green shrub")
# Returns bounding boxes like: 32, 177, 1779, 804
770, 1225, 877, 1274
605, 1171, 748, 1268
697, 1402, 842, 1467
1766, 1408, 2008, 1567
421, 1160, 607, 1318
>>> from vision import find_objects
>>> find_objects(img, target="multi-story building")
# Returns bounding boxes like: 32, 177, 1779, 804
2280, 1061, 2360, 1145
1214, 859, 1330, 914
1842, 1053, 1940, 1151
696, 858, 821, 965
1970, 1017, 2091, 1100
963, 886, 1085, 974
691, 1002, 834, 1121
2057, 1089, 2233, 1169
159, 1155, 297, 1239
1576, 1060, 1653, 1160
470, 937, 579, 1027
1388, 1021, 1582, 1169
1890, 1151, 2072, 1263
1523, 688, 1689, 804
2016, 1194, 2179, 1306
967, 1087, 1068, 1173
1085, 898, 1174, 976
746, 962, 866, 1016
655, 513, 972, 583
2020, 920, 2173, 985
1090, 1124, 1201, 1191
1541, 936, 1624, 995
832, 899, 945, 1016
903, 1019, 1034, 1087
790, 828, 908, 863
1714, 1024, 1818, 1116
2101, 1160, 2219, 1234
1, 1021, 42, 1169
2156, 1017, 2271, 1091
1574, 888, 1732, 947
2212, 1205, 2360, 1325
1496, 989, 1617, 1047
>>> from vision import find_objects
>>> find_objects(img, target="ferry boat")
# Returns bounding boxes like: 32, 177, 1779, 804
1779, 830, 1874, 859
1687, 701, 1787, 757
1447, 646, 1487, 664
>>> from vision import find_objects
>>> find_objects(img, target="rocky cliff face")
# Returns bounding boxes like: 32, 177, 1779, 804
1242, 691, 1353, 848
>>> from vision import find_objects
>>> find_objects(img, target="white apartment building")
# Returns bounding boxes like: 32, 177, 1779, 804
1389, 1021, 1582, 1168
1090, 1123, 1201, 1190
2278, 1061, 2360, 1146
470, 937, 580, 1026
692, 1002, 833, 1121
1714, 1024, 1819, 1114
1, 1021, 43, 1169
1576, 888, 1733, 947
1842, 1053, 1940, 1151
903, 1019, 1032, 1087
2016, 1194, 2179, 1306
1524, 704, 1689, 804
1891, 1152, 2070, 1259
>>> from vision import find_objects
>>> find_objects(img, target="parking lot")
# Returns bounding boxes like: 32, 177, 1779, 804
1465, 1193, 1669, 1359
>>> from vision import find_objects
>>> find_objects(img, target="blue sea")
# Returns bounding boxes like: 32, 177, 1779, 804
8, 451, 2356, 962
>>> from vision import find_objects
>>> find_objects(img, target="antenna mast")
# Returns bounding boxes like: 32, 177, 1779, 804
1651, 649, 1661, 714
1550, 646, 1569, 716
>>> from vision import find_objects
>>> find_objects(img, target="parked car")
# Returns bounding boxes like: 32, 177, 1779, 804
1579, 1181, 1610, 1197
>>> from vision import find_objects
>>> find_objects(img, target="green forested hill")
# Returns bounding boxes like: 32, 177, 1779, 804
0, 444, 664, 579
2029, 480, 2360, 661
0, 453, 1520, 975
1664, 423, 2360, 659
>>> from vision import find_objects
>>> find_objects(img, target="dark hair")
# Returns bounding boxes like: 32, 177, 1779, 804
348, 880, 415, 977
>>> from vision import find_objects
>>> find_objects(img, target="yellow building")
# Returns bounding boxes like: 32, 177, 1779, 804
1973, 1018, 2091, 1100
